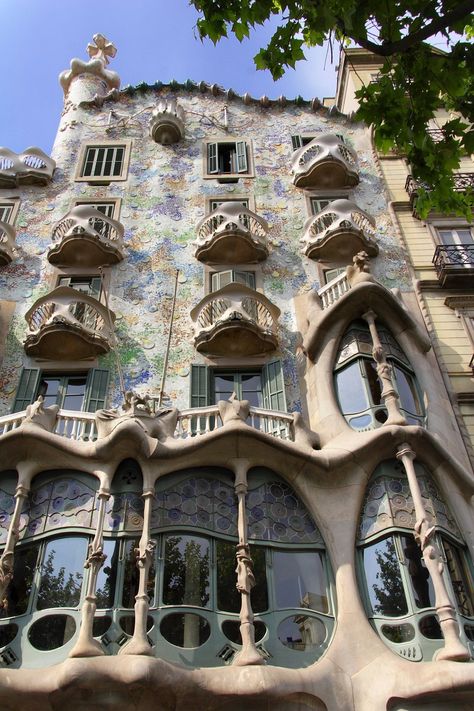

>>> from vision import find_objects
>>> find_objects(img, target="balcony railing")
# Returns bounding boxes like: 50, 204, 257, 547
317, 272, 351, 310
0, 405, 294, 442
406, 173, 474, 212
432, 244, 474, 288
0, 220, 16, 266
291, 134, 359, 189
24, 286, 115, 360
301, 199, 378, 260
190, 283, 280, 356
48, 205, 125, 267
0, 147, 56, 187
194, 202, 268, 264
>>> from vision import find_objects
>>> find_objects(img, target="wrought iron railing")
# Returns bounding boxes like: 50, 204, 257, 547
406, 173, 474, 207
432, 244, 474, 278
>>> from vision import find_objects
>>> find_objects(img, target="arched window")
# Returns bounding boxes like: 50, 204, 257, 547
334, 320, 424, 430
92, 466, 335, 668
357, 459, 474, 660
0, 471, 99, 665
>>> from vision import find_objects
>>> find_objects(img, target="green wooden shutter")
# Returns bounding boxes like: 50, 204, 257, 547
207, 143, 218, 174
291, 135, 303, 150
190, 365, 209, 407
235, 141, 248, 173
262, 360, 287, 412
12, 369, 40, 412
84, 369, 109, 412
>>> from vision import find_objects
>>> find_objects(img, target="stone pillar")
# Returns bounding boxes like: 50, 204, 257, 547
0, 483, 29, 611
363, 310, 406, 426
230, 459, 265, 666
396, 443, 470, 661
119, 488, 155, 656
69, 487, 110, 658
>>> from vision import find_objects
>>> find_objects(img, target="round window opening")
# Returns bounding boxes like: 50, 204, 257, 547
277, 615, 327, 651
222, 619, 266, 645
160, 613, 210, 648
28, 614, 76, 651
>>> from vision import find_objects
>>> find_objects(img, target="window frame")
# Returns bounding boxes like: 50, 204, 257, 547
0, 199, 20, 225
75, 141, 132, 183
73, 197, 122, 220
202, 138, 255, 180
12, 368, 109, 413
206, 194, 255, 213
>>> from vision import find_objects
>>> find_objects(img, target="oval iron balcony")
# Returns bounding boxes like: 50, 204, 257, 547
149, 99, 185, 144
24, 286, 115, 360
190, 283, 280, 356
301, 199, 378, 260
48, 205, 125, 267
291, 134, 359, 189
0, 147, 56, 187
194, 202, 269, 264
0, 220, 16, 266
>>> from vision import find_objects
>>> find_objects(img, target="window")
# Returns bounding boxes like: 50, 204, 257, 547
58, 275, 102, 298
334, 320, 424, 430
323, 267, 346, 285
437, 226, 474, 248
209, 198, 249, 212
75, 200, 118, 218
210, 270, 256, 292
204, 140, 253, 179
0, 200, 19, 225
12, 368, 109, 413
310, 196, 343, 214
358, 460, 474, 660
292, 135, 345, 150
76, 142, 131, 182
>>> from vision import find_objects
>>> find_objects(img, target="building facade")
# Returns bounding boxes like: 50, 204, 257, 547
0, 35, 473, 710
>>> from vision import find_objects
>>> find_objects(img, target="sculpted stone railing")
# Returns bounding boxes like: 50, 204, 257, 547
194, 203, 269, 264
291, 134, 358, 189
48, 205, 125, 267
149, 99, 185, 144
0, 147, 56, 187
317, 272, 351, 310
24, 286, 115, 359
317, 251, 375, 310
301, 199, 378, 260
0, 220, 16, 266
190, 283, 280, 356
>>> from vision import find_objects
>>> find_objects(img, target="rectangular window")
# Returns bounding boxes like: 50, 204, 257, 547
12, 368, 109, 413
0, 200, 19, 224
75, 200, 117, 218
204, 140, 253, 179
324, 267, 346, 284
58, 275, 102, 298
437, 227, 474, 246
310, 196, 342, 214
292, 134, 344, 150
76, 142, 131, 182
210, 270, 256, 292
209, 198, 249, 211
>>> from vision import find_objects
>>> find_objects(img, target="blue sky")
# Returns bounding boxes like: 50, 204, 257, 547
0, 0, 339, 154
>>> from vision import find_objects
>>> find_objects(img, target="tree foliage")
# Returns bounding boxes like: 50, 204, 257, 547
192, 0, 474, 217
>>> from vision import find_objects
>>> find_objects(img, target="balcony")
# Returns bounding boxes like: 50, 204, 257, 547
432, 244, 474, 288
406, 173, 474, 215
301, 199, 378, 260
190, 283, 280, 356
317, 271, 352, 310
48, 205, 125, 267
0, 221, 16, 266
24, 287, 115, 360
194, 203, 268, 264
291, 134, 359, 189
0, 147, 55, 187
149, 99, 185, 144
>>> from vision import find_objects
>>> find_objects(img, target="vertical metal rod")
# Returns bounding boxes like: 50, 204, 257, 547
159, 269, 179, 407
99, 267, 126, 400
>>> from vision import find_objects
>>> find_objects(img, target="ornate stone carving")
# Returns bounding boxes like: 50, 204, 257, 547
291, 412, 320, 449
218, 393, 250, 425
23, 396, 59, 432
59, 34, 120, 103
346, 251, 376, 286
0, 147, 56, 188
149, 100, 185, 144
95, 391, 179, 441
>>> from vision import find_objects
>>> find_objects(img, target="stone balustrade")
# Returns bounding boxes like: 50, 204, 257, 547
0, 221, 16, 266
291, 134, 358, 189
317, 271, 351, 310
0, 147, 56, 187
301, 199, 378, 260
48, 205, 125, 267
190, 283, 280, 356
194, 202, 268, 263
24, 286, 115, 360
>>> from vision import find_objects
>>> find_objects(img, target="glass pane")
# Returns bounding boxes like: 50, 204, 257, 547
36, 536, 88, 610
273, 551, 328, 612
400, 534, 435, 609
2, 543, 39, 617
38, 378, 61, 408
92, 616, 112, 637
362, 537, 408, 616
163, 535, 210, 607
393, 366, 422, 417
0, 623, 18, 647
28, 614, 76, 650
160, 612, 210, 648
419, 615, 442, 639
213, 375, 235, 403
222, 619, 266, 644
363, 360, 383, 406
62, 376, 87, 411
241, 373, 263, 408
443, 539, 474, 617
216, 541, 268, 613
121, 538, 156, 608
277, 615, 326, 650
95, 539, 119, 609
336, 362, 369, 414
381, 623, 415, 643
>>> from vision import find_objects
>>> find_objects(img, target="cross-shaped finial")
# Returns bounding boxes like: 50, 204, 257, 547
86, 33, 117, 65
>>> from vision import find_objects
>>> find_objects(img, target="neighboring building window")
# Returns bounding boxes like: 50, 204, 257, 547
204, 140, 253, 179
334, 320, 424, 430
358, 459, 474, 660
76, 142, 131, 182
437, 226, 474, 248
12, 369, 109, 413
210, 270, 256, 292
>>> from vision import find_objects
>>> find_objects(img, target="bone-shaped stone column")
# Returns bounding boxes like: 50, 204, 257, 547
70, 487, 110, 658
396, 443, 470, 661
230, 459, 265, 666
0, 483, 29, 609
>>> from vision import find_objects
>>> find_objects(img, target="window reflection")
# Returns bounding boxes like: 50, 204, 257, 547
443, 539, 474, 617
273, 550, 328, 613
163, 535, 210, 607
121, 538, 155, 608
36, 537, 88, 610
401, 534, 434, 609
2, 543, 39, 617
362, 537, 408, 616
95, 539, 119, 609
